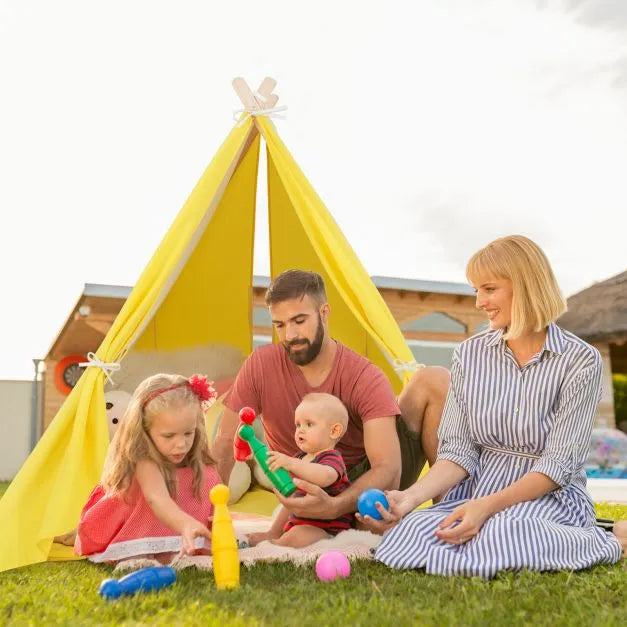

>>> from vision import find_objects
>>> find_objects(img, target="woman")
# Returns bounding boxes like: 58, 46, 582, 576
359, 235, 623, 578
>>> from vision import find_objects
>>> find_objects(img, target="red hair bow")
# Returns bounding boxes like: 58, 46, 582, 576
188, 374, 217, 408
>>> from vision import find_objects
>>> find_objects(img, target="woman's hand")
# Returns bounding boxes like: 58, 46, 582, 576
180, 518, 212, 554
355, 489, 417, 535
435, 498, 493, 544
267, 451, 292, 472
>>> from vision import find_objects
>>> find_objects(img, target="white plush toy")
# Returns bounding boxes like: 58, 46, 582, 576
104, 390, 132, 441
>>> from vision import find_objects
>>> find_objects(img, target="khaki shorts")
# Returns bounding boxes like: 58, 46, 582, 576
347, 416, 426, 490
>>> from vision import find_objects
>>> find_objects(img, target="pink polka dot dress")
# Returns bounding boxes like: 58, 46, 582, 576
75, 465, 220, 563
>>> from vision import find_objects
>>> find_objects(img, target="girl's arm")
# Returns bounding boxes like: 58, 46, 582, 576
136, 460, 211, 553
267, 451, 338, 487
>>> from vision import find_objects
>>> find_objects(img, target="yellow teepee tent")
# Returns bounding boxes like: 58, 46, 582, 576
0, 78, 416, 573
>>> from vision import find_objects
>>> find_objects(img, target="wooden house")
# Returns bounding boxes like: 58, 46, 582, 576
41, 276, 484, 432
559, 270, 627, 429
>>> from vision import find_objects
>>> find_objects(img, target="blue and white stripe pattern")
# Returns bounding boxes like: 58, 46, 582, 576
375, 323, 622, 578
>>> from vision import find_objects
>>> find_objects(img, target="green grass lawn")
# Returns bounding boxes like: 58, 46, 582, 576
0, 481, 625, 626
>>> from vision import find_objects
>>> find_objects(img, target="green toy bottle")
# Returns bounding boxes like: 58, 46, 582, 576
237, 424, 297, 497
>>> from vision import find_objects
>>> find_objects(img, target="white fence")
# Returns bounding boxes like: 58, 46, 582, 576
0, 380, 32, 480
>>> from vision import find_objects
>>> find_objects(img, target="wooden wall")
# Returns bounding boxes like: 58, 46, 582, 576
252, 286, 483, 342
42, 359, 66, 431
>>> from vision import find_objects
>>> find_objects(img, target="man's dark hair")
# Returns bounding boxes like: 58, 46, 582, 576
265, 270, 327, 307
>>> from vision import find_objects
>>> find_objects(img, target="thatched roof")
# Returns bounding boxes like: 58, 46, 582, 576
558, 270, 627, 342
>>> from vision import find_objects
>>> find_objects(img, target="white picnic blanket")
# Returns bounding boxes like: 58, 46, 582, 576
114, 516, 381, 573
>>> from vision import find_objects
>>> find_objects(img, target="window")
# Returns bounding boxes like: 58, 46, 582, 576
252, 334, 272, 350
253, 306, 272, 328
407, 339, 459, 369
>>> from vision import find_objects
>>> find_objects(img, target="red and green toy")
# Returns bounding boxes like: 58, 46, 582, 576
233, 407, 297, 497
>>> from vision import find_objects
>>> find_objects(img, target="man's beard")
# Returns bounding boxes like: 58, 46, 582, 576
284, 314, 324, 366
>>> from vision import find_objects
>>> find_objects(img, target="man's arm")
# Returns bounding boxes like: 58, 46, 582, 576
331, 416, 400, 513
276, 416, 400, 520
210, 406, 241, 484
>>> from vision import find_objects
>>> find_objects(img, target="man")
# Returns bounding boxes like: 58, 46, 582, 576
211, 270, 450, 534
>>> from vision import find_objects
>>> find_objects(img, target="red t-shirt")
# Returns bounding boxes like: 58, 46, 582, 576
224, 342, 400, 468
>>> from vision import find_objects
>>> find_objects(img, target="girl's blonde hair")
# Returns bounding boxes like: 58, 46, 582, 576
102, 373, 213, 500
466, 235, 567, 340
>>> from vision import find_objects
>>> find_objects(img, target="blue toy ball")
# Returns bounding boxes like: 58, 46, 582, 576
357, 488, 389, 520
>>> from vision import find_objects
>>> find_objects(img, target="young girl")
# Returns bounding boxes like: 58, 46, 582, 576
248, 392, 354, 548
359, 235, 623, 577
75, 373, 220, 564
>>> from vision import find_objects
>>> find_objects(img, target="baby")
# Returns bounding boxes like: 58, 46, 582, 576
248, 392, 353, 548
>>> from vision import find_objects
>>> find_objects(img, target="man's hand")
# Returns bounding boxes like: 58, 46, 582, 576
355, 489, 415, 535
267, 451, 293, 472
435, 498, 493, 544
275, 478, 337, 520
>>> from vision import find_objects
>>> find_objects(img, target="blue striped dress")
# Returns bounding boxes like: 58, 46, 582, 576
375, 323, 622, 578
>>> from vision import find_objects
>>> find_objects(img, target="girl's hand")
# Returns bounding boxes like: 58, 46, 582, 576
435, 498, 493, 544
355, 489, 416, 535
267, 451, 292, 472
181, 518, 212, 554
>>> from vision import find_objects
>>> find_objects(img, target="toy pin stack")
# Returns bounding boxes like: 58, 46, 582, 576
209, 484, 240, 590
233, 407, 297, 497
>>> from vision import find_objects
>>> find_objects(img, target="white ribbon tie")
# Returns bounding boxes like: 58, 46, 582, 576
79, 352, 121, 385
392, 358, 424, 375
233, 99, 288, 127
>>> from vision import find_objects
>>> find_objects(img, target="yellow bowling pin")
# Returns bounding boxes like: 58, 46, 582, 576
209, 484, 240, 590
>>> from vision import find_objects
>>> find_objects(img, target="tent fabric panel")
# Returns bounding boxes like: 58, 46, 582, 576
133, 133, 260, 355
261, 117, 414, 391
0, 120, 256, 574
0, 370, 108, 571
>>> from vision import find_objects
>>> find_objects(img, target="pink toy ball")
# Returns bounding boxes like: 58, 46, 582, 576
315, 551, 351, 582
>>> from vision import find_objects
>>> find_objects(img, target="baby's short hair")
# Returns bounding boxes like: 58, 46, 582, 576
299, 392, 348, 434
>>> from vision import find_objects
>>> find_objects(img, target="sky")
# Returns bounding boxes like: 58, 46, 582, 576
1, 0, 626, 380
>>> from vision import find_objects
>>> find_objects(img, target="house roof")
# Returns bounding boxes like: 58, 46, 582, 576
370, 275, 475, 296
254, 275, 474, 296
558, 270, 627, 342
46, 274, 475, 360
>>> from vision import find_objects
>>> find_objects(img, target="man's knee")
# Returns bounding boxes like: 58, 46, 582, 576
399, 366, 450, 416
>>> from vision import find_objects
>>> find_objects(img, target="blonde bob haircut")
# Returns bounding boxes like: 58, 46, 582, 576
466, 235, 567, 340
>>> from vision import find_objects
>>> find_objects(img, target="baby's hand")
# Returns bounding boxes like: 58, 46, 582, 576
267, 451, 291, 472
181, 518, 211, 555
